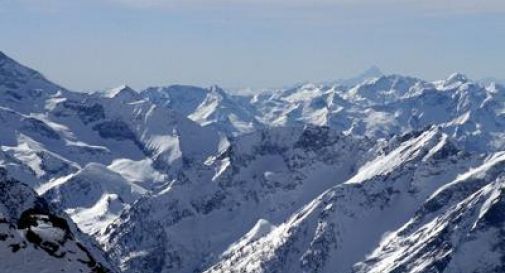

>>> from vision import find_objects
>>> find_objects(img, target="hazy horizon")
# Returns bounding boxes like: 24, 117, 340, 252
1, 0, 504, 91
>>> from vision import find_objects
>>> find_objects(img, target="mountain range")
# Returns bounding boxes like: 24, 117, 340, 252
1, 50, 505, 273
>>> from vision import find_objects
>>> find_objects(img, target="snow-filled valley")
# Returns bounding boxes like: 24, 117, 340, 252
1, 50, 505, 273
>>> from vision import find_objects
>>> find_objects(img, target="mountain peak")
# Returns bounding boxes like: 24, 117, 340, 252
361, 65, 383, 78
208, 84, 228, 96
446, 72, 469, 85
114, 84, 136, 93
335, 65, 384, 87
102, 84, 139, 99
110, 84, 136, 93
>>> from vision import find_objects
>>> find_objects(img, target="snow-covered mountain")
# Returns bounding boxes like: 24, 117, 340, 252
354, 151, 505, 273
0, 167, 116, 273
142, 85, 262, 136
41, 163, 147, 235
0, 51, 223, 239
325, 65, 384, 87
250, 73, 505, 153
204, 127, 483, 273
101, 126, 373, 273
2, 50, 505, 273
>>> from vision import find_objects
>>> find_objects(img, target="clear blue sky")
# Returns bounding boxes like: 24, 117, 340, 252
1, 0, 504, 91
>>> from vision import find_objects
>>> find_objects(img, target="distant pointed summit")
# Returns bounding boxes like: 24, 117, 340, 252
447, 72, 468, 83
360, 65, 383, 78
97, 84, 141, 102
334, 65, 384, 87
441, 72, 469, 88
208, 84, 229, 97
109, 84, 137, 96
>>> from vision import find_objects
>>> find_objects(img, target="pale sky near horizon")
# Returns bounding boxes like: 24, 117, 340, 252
1, 0, 504, 91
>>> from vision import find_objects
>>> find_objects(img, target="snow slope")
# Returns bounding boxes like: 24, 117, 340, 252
0, 167, 116, 273
354, 151, 505, 273
41, 163, 147, 235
